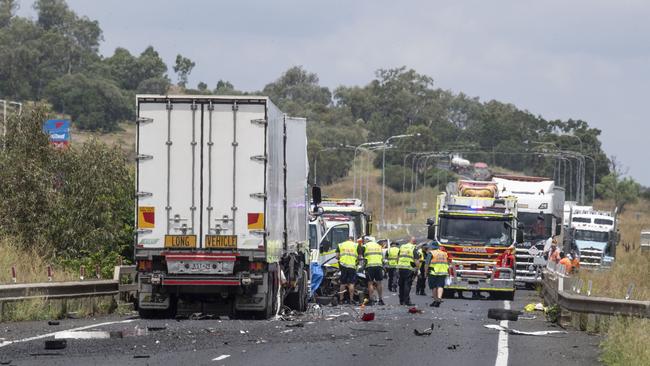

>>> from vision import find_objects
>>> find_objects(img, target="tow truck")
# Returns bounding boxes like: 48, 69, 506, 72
426, 180, 521, 300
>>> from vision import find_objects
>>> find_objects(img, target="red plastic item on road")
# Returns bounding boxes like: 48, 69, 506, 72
361, 312, 375, 321
408, 307, 423, 314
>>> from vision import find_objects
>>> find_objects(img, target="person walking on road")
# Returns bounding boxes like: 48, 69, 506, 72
362, 237, 385, 305
415, 244, 429, 296
397, 237, 420, 306
336, 236, 361, 304
428, 242, 449, 307
386, 241, 400, 292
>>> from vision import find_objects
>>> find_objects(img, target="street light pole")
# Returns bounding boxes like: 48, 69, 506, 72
353, 141, 383, 198
381, 133, 419, 226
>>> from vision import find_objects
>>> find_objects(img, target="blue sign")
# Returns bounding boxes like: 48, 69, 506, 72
44, 119, 71, 143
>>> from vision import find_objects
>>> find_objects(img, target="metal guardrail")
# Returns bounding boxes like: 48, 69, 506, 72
542, 263, 650, 318
0, 266, 136, 303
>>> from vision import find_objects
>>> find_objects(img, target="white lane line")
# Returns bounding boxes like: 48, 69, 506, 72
212, 355, 231, 361
0, 319, 136, 348
494, 300, 510, 366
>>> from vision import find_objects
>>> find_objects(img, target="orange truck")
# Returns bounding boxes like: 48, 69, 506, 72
426, 180, 521, 300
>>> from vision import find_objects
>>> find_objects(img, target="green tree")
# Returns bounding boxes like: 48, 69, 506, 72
0, 0, 18, 27
173, 54, 195, 87
263, 66, 332, 118
214, 79, 236, 95
596, 158, 641, 212
45, 73, 132, 131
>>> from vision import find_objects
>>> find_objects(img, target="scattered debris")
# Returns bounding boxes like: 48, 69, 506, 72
133, 354, 150, 359
408, 307, 423, 314
361, 312, 375, 321
212, 355, 231, 361
447, 344, 460, 350
55, 331, 113, 340
44, 339, 67, 350
109, 331, 124, 339
488, 308, 521, 321
147, 326, 167, 331
47, 321, 60, 326
285, 323, 305, 328
281, 329, 293, 334
524, 303, 546, 312
413, 323, 435, 336
369, 343, 387, 347
239, 330, 249, 334
190, 313, 214, 320
519, 315, 537, 320
484, 324, 568, 336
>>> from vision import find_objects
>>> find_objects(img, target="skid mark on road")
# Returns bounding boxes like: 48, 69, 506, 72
495, 300, 510, 366
0, 319, 136, 348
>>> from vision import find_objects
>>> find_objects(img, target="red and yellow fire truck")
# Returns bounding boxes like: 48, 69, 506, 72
426, 180, 521, 300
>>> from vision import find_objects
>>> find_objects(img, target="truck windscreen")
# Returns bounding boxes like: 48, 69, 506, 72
438, 216, 512, 246
575, 230, 609, 243
518, 212, 552, 240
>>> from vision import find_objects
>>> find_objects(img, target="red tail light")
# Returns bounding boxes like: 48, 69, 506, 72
137, 260, 152, 272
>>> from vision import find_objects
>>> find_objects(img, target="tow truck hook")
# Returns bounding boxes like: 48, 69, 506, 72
151, 273, 162, 285
241, 276, 252, 286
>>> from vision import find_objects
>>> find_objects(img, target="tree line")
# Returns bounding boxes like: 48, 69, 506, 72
0, 0, 640, 208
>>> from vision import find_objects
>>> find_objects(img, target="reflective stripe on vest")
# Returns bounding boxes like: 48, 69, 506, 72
364, 242, 383, 267
397, 243, 416, 270
428, 249, 449, 276
338, 241, 358, 269
387, 247, 400, 267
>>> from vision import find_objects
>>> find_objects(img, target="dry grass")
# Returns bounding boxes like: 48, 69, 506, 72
601, 317, 650, 366
0, 237, 77, 284
71, 122, 136, 157
576, 199, 650, 301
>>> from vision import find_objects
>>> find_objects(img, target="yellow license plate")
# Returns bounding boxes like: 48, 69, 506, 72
205, 235, 238, 249
164, 235, 197, 248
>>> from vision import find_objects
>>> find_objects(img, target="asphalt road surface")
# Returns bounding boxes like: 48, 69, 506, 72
0, 286, 601, 366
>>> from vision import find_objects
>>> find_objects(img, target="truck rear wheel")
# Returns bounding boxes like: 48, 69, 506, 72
256, 272, 278, 320
284, 270, 308, 312
137, 295, 177, 319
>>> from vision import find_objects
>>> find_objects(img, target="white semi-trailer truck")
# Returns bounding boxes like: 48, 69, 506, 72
134, 95, 311, 318
492, 175, 565, 285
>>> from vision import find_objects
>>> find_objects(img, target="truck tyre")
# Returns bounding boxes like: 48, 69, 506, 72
285, 270, 308, 312
137, 295, 177, 319
256, 272, 277, 320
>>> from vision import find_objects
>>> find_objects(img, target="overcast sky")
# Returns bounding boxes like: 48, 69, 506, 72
18, 0, 650, 184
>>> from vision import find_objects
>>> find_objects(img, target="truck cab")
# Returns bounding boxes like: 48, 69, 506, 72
427, 180, 520, 300
568, 209, 618, 268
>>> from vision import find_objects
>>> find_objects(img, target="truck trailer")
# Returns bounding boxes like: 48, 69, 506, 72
134, 95, 310, 318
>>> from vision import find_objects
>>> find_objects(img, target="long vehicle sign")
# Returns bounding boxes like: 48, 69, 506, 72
164, 235, 197, 248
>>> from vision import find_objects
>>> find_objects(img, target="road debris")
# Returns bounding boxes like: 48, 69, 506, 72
369, 343, 387, 347
212, 355, 230, 361
281, 329, 293, 333
447, 344, 460, 350
524, 303, 546, 312
133, 354, 150, 359
483, 324, 568, 336
54, 331, 113, 339
0, 359, 11, 365
285, 323, 305, 328
44, 339, 67, 350
361, 312, 375, 321
413, 323, 435, 336
190, 313, 214, 320
408, 307, 424, 314
47, 321, 60, 326
488, 308, 521, 321
349, 327, 388, 333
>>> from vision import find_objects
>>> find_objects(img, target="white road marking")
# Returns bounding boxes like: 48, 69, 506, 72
212, 355, 231, 361
0, 319, 136, 348
54, 330, 111, 339
494, 300, 510, 366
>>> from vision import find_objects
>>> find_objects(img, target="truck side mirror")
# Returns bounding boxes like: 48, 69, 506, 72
516, 231, 524, 244
427, 224, 436, 240
312, 186, 322, 206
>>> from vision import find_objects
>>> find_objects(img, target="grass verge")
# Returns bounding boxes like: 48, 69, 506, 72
0, 237, 77, 284
601, 317, 650, 366
1, 296, 116, 322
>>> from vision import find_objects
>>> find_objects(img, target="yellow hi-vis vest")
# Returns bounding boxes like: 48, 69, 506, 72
338, 240, 358, 269
364, 242, 383, 268
429, 249, 449, 276
387, 247, 400, 268
397, 243, 416, 270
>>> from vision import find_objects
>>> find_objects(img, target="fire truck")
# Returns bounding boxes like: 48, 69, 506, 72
426, 180, 521, 300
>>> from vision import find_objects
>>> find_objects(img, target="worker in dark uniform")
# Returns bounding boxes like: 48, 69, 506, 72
397, 237, 420, 306
415, 244, 429, 296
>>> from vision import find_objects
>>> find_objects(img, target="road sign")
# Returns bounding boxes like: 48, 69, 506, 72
43, 119, 71, 147
406, 207, 418, 214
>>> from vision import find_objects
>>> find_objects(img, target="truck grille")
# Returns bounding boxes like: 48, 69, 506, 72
579, 248, 603, 267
